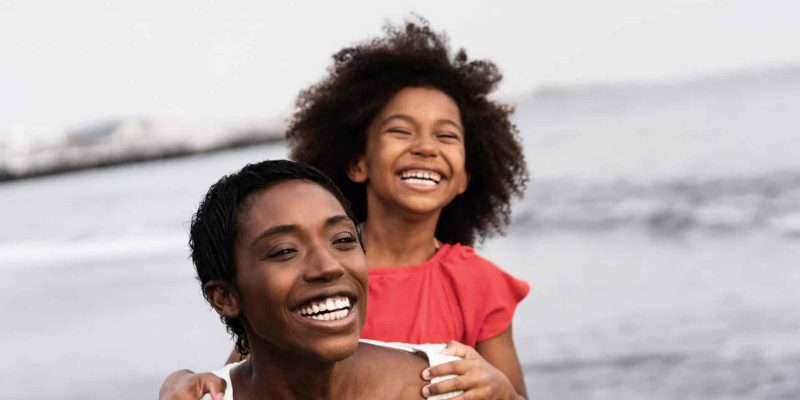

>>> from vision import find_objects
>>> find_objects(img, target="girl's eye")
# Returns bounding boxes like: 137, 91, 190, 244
437, 132, 461, 141
387, 127, 412, 135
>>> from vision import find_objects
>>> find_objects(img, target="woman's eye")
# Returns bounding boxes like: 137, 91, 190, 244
265, 247, 297, 260
333, 234, 358, 247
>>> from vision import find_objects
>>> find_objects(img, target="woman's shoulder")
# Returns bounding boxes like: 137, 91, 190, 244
358, 340, 463, 400
357, 341, 427, 399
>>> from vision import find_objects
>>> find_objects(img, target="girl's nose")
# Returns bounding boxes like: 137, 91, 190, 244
304, 247, 345, 282
410, 133, 437, 158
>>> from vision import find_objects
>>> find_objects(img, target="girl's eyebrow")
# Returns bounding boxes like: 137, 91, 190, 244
250, 215, 353, 246
436, 118, 463, 131
379, 114, 416, 129
379, 114, 463, 131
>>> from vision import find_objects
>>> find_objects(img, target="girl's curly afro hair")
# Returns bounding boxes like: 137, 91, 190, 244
286, 19, 528, 246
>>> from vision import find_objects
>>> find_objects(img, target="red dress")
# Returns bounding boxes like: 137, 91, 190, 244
362, 243, 530, 348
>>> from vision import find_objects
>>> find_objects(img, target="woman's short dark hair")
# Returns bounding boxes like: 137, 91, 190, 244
286, 19, 528, 245
189, 159, 358, 355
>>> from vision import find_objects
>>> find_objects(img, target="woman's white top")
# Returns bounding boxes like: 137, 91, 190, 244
207, 339, 463, 400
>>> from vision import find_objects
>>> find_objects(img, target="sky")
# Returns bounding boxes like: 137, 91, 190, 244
1, 0, 798, 134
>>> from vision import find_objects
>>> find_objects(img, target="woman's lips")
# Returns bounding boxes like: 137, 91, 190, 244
294, 295, 352, 321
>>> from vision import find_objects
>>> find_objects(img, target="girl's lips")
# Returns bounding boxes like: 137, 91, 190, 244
398, 168, 443, 183
399, 165, 445, 176
398, 175, 441, 192
396, 167, 446, 193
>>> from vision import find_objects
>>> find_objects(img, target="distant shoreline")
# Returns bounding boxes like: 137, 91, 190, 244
0, 134, 284, 183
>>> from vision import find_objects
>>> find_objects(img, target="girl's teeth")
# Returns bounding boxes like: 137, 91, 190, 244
326, 299, 335, 310
312, 304, 319, 313
405, 178, 436, 186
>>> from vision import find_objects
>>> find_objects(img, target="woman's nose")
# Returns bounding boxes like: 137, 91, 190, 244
304, 247, 345, 282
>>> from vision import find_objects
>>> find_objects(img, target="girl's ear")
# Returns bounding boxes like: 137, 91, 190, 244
203, 281, 241, 319
346, 156, 368, 183
458, 172, 470, 195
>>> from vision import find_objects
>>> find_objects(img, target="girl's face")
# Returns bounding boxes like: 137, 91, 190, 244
348, 87, 469, 218
231, 180, 367, 362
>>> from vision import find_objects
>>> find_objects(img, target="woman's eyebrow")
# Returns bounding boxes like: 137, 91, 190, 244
250, 215, 352, 246
250, 224, 297, 246
325, 214, 353, 227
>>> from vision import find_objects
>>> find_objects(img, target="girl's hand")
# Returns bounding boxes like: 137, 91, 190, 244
158, 369, 226, 400
421, 341, 523, 400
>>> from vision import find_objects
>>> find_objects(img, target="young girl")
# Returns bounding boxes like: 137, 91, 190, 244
161, 20, 530, 400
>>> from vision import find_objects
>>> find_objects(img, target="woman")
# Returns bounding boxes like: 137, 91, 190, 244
183, 159, 460, 399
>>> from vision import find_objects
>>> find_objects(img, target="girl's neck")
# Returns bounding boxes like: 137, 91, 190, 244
361, 209, 440, 268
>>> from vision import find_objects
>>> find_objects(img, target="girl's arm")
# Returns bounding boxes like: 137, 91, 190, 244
158, 369, 225, 400
158, 347, 242, 400
421, 325, 527, 400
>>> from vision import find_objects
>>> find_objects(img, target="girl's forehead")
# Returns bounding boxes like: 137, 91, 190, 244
370, 87, 463, 131
383, 87, 458, 110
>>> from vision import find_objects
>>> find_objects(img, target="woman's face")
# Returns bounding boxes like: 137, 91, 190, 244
349, 86, 469, 218
232, 180, 367, 362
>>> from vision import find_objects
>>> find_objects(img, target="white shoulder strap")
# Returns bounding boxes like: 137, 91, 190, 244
359, 339, 464, 399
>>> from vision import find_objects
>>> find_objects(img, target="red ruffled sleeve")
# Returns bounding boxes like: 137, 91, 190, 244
439, 244, 530, 345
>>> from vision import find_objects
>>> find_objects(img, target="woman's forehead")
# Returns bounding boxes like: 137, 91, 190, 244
240, 181, 349, 234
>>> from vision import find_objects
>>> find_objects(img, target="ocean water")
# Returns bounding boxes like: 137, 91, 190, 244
1, 67, 799, 399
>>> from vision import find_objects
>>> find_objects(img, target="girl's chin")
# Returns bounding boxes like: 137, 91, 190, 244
396, 198, 452, 215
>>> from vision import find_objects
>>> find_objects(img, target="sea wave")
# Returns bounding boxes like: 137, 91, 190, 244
511, 170, 800, 237
0, 233, 187, 269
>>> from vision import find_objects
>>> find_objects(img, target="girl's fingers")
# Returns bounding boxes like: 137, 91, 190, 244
422, 374, 477, 398
199, 373, 226, 400
423, 359, 477, 379
441, 340, 479, 358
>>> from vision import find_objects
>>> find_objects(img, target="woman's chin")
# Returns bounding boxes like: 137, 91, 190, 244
312, 337, 360, 362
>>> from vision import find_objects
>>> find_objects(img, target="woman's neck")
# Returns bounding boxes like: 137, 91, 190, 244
234, 344, 359, 400
361, 208, 440, 268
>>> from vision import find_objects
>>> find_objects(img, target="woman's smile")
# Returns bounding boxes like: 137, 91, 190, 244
290, 292, 359, 332
233, 180, 368, 360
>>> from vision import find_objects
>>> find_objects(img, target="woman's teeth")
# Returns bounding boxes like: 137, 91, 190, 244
297, 296, 352, 321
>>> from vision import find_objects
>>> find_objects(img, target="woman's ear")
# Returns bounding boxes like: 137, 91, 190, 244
203, 281, 240, 319
346, 156, 368, 183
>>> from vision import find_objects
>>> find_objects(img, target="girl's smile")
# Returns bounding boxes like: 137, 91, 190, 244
348, 87, 469, 217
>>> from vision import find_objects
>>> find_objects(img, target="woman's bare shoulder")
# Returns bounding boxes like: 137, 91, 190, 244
356, 342, 427, 399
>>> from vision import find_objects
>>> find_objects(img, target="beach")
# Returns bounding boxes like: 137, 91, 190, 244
1, 67, 799, 399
